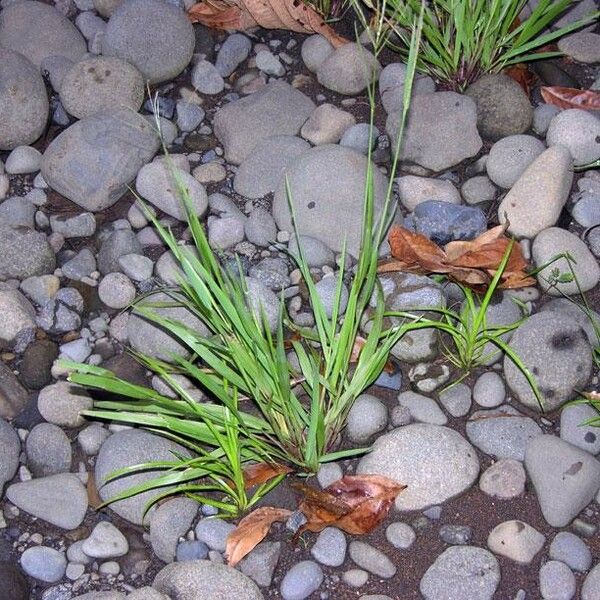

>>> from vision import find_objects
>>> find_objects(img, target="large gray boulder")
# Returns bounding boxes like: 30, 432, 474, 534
102, 0, 194, 84
214, 81, 315, 165
153, 560, 264, 600
41, 109, 160, 212
357, 424, 479, 510
386, 92, 482, 172
0, 48, 49, 151
0, 1, 86, 68
504, 312, 592, 412
95, 429, 192, 525
272, 144, 389, 256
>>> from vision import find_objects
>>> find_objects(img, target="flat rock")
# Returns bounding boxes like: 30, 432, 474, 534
41, 109, 159, 212
487, 520, 545, 564
357, 424, 479, 511
26, 422, 71, 477
0, 222, 56, 280
82, 522, 129, 559
280, 560, 323, 600
234, 135, 310, 199
498, 146, 573, 239
150, 497, 198, 563
60, 56, 145, 119
37, 381, 92, 427
316, 43, 381, 95
20, 546, 66, 583
504, 312, 591, 412
398, 391, 447, 425
311, 527, 346, 567
153, 560, 263, 600
465, 405, 542, 461
102, 0, 194, 84
0, 48, 49, 151
533, 227, 600, 295
349, 541, 395, 578
239, 541, 281, 588
0, 418, 19, 494
525, 435, 600, 527
95, 429, 191, 525
6, 473, 87, 529
420, 546, 500, 600
397, 175, 461, 211
136, 162, 208, 221
582, 563, 600, 600
558, 32, 600, 63
387, 92, 482, 172
0, 1, 86, 68
272, 144, 388, 256
214, 81, 315, 165
560, 403, 600, 455
127, 291, 210, 362
300, 103, 355, 145
486, 134, 546, 189
549, 531, 592, 572
479, 458, 526, 499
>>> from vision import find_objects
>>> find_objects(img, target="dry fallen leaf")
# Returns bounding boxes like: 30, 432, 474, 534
226, 506, 292, 566
294, 474, 406, 535
242, 462, 293, 489
540, 86, 600, 111
380, 225, 535, 291
504, 64, 536, 97
188, 0, 347, 48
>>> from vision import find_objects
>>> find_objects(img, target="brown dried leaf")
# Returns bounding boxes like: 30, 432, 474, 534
540, 86, 600, 111
382, 225, 534, 291
504, 64, 536, 97
225, 506, 292, 566
188, 0, 348, 47
296, 475, 405, 535
242, 462, 293, 489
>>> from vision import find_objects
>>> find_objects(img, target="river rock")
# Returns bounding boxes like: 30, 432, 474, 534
487, 520, 545, 564
546, 108, 600, 167
397, 175, 461, 211
560, 403, 600, 455
272, 144, 388, 256
41, 109, 160, 211
504, 312, 592, 412
498, 146, 573, 239
95, 429, 191, 525
153, 560, 263, 600
0, 289, 36, 351
525, 435, 600, 527
486, 134, 546, 189
357, 424, 479, 510
0, 1, 86, 68
26, 423, 71, 477
0, 223, 56, 280
37, 381, 92, 427
466, 73, 533, 141
150, 497, 198, 563
0, 48, 49, 151
316, 43, 381, 95
387, 92, 482, 172
0, 418, 19, 494
214, 81, 315, 164
533, 227, 600, 295
60, 56, 145, 119
420, 546, 500, 600
6, 473, 87, 529
549, 531, 592, 572
102, 0, 194, 84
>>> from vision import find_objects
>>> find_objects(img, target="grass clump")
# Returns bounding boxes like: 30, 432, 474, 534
63, 20, 427, 517
353, 0, 599, 91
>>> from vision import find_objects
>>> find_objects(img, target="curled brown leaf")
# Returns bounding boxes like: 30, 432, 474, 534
242, 462, 293, 489
225, 506, 292, 566
540, 86, 600, 111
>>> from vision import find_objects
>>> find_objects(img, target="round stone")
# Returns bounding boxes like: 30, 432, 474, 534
349, 541, 396, 578
504, 312, 592, 412
385, 522, 416, 549
20, 547, 66, 583
420, 546, 500, 600
547, 108, 600, 167
345, 394, 388, 443
102, 0, 194, 84
0, 48, 49, 151
357, 424, 480, 511
280, 560, 324, 600
472, 372, 505, 408
466, 73, 533, 141
549, 532, 592, 572
301, 34, 334, 73
479, 459, 526, 499
486, 134, 546, 189
25, 423, 71, 477
533, 227, 600, 295
273, 144, 389, 257
0, 1, 86, 68
539, 560, 576, 600
310, 527, 346, 567
37, 381, 93, 428
60, 56, 145, 119
98, 272, 136, 309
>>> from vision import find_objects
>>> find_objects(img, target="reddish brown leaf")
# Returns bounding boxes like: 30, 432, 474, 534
504, 64, 536, 97
381, 225, 535, 291
295, 475, 405, 535
541, 86, 600, 111
242, 462, 293, 490
226, 506, 292, 566
188, 0, 348, 48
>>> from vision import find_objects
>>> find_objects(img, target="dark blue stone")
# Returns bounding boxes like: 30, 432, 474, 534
404, 200, 487, 245
144, 96, 176, 120
176, 540, 209, 562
